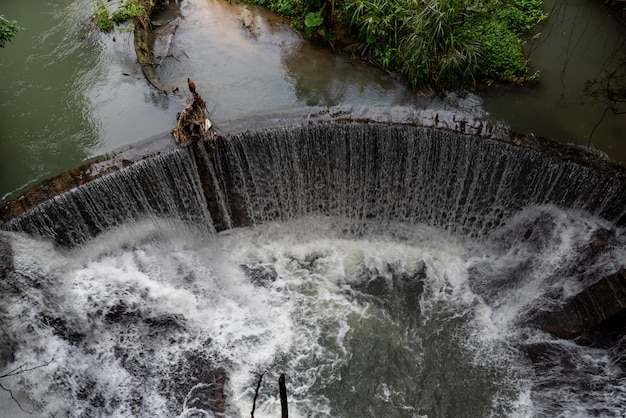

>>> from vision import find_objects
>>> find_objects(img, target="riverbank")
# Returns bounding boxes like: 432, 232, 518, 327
1, 0, 625, 201
242, 0, 547, 90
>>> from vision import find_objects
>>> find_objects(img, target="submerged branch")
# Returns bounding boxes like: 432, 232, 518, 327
157, 18, 180, 67
250, 371, 264, 418
0, 359, 54, 379
279, 373, 288, 418
133, 0, 172, 94
0, 382, 29, 414
0, 359, 54, 415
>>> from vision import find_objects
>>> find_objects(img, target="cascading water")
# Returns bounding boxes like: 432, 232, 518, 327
212, 123, 626, 231
5, 148, 215, 247
1, 120, 626, 417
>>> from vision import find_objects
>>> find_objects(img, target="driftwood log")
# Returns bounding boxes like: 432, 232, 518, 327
279, 374, 288, 418
250, 372, 264, 418
172, 78, 216, 146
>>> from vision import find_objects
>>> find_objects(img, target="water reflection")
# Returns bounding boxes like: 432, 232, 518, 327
0, 0, 180, 200
0, 1, 97, 198
156, 0, 436, 122
281, 41, 417, 107
1, 0, 625, 200
156, 0, 300, 119
481, 0, 626, 163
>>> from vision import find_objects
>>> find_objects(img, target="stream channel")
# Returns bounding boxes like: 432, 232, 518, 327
0, 0, 626, 417
0, 0, 625, 200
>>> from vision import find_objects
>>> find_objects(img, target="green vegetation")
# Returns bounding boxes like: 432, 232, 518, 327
242, 0, 547, 89
92, 0, 146, 32
0, 14, 23, 48
111, 0, 146, 22
93, 0, 114, 31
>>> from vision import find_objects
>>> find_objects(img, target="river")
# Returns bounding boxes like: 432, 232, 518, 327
0, 0, 625, 201
2, 125, 625, 416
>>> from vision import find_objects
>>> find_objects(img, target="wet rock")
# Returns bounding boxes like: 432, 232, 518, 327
39, 314, 86, 346
538, 269, 626, 347
160, 347, 227, 416
104, 301, 141, 324
525, 342, 576, 369
570, 229, 621, 281
0, 234, 14, 279
524, 341, 623, 416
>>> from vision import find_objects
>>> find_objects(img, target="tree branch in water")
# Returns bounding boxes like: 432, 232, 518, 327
279, 373, 288, 418
0, 359, 54, 414
250, 371, 264, 418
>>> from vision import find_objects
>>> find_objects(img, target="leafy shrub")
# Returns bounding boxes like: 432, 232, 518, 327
111, 0, 146, 23
93, 0, 146, 32
463, 21, 526, 81
0, 14, 23, 48
242, 0, 548, 89
344, 0, 547, 89
399, 0, 481, 88
93, 0, 114, 32
344, 0, 409, 68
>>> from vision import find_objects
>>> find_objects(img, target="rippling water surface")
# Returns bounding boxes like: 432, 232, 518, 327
2, 0, 625, 199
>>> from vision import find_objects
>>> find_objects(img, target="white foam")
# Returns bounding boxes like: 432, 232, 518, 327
2, 209, 625, 417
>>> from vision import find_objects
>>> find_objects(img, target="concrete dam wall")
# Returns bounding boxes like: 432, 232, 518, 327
2, 117, 626, 248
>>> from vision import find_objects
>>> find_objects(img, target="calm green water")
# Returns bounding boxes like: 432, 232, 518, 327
0, 0, 181, 200
482, 0, 626, 161
1, 0, 625, 200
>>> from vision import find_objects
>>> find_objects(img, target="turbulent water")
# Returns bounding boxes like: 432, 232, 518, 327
1, 206, 625, 417
2, 121, 626, 416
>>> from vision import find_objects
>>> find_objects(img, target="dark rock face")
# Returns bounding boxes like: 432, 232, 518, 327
0, 234, 14, 279
523, 340, 623, 416
538, 269, 626, 348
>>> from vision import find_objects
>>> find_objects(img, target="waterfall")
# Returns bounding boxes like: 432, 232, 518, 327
1, 119, 625, 417
4, 122, 625, 245
215, 123, 626, 234
4, 148, 215, 247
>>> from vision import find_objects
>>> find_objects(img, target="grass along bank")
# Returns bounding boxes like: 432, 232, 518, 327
243, 0, 547, 90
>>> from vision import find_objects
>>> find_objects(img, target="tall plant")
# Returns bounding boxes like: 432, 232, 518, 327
92, 0, 146, 32
345, 0, 410, 69
399, 0, 480, 89
343, 0, 546, 89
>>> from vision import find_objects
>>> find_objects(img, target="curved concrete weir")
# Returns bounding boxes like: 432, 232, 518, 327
1, 108, 626, 417
2, 107, 626, 246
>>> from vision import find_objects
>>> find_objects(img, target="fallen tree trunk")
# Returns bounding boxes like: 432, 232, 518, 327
133, 0, 172, 94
